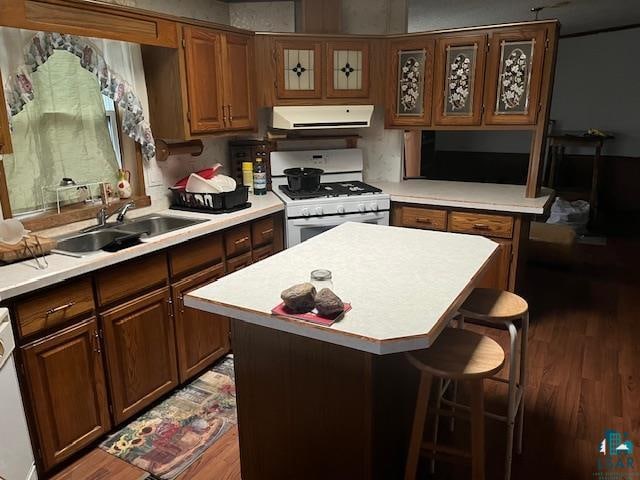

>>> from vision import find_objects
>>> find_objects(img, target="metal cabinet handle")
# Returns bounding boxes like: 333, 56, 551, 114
222, 105, 228, 126
228, 104, 233, 122
92, 330, 101, 354
416, 218, 432, 225
472, 223, 490, 231
178, 293, 185, 314
234, 236, 249, 245
46, 301, 75, 316
261, 228, 274, 236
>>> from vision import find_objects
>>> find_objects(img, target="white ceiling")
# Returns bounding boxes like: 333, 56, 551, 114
408, 0, 640, 35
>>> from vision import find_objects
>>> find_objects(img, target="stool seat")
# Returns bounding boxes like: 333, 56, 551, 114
459, 288, 528, 322
406, 328, 505, 380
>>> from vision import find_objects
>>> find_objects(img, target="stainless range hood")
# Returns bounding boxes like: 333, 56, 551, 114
271, 105, 374, 130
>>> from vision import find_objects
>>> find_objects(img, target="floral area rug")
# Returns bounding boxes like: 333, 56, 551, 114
100, 355, 236, 480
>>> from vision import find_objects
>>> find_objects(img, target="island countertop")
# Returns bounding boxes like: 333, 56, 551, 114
371, 179, 554, 214
185, 222, 499, 354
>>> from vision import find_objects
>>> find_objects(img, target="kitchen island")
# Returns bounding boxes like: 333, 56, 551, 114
186, 222, 499, 479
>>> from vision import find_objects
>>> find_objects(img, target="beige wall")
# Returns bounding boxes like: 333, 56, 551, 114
229, 2, 295, 32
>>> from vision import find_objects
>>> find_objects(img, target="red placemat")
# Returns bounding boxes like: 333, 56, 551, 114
271, 302, 352, 326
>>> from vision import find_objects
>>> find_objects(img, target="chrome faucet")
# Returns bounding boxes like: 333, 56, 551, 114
91, 201, 135, 230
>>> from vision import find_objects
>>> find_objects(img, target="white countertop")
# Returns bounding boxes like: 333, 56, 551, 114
185, 222, 498, 355
0, 193, 284, 301
371, 180, 554, 214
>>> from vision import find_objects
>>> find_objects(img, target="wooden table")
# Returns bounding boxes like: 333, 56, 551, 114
546, 132, 614, 228
186, 222, 498, 480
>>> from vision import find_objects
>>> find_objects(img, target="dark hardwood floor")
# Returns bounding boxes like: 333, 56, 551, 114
52, 236, 640, 480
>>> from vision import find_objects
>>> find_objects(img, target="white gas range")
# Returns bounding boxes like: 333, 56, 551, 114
270, 148, 390, 247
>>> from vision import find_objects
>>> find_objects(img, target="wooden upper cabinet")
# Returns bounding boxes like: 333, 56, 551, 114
222, 33, 256, 130
101, 287, 178, 425
433, 33, 487, 126
275, 40, 323, 99
326, 41, 370, 98
484, 26, 547, 125
183, 26, 226, 134
172, 263, 230, 383
386, 36, 435, 128
22, 318, 111, 471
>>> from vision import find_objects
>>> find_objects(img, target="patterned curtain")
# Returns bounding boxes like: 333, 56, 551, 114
3, 31, 156, 161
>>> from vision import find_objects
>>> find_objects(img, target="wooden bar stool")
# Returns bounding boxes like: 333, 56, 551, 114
445, 288, 529, 480
404, 328, 505, 480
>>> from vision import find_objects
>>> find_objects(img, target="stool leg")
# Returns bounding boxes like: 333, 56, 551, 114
517, 312, 530, 454
450, 316, 465, 431
470, 379, 486, 480
405, 371, 433, 480
504, 322, 518, 480
430, 378, 445, 474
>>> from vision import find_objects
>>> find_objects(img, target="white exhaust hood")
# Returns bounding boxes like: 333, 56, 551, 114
271, 105, 374, 130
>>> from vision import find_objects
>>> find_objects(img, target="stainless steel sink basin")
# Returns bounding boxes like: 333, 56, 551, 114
115, 214, 206, 238
54, 229, 136, 255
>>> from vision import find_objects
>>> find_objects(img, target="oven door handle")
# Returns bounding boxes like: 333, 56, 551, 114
289, 212, 387, 227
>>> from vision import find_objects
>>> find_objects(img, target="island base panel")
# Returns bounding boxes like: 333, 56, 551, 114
231, 319, 420, 480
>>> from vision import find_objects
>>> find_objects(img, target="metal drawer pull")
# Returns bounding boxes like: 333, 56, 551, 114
261, 228, 274, 236
416, 218, 433, 224
234, 236, 249, 245
46, 301, 76, 316
472, 223, 491, 230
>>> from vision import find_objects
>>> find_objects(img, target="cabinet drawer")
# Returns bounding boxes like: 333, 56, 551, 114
96, 253, 168, 306
252, 217, 275, 247
225, 224, 251, 258
400, 207, 447, 231
449, 211, 514, 239
252, 243, 274, 263
170, 233, 224, 278
226, 251, 253, 273
15, 278, 94, 339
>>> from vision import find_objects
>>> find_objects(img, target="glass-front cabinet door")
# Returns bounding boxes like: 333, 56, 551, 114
484, 27, 547, 125
326, 41, 369, 98
275, 40, 322, 99
433, 34, 487, 126
386, 37, 434, 127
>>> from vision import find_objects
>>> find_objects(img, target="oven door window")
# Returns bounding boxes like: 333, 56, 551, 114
288, 212, 389, 246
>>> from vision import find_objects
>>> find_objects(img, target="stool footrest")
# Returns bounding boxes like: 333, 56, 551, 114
421, 442, 471, 461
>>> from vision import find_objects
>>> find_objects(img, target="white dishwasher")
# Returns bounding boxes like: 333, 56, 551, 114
0, 308, 38, 480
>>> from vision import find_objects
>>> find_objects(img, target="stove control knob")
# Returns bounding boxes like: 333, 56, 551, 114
358, 204, 366, 213
301, 208, 310, 217
337, 205, 345, 214
369, 203, 379, 212
315, 207, 324, 215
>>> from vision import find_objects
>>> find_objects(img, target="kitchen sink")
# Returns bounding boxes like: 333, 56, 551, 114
115, 214, 206, 238
54, 229, 137, 255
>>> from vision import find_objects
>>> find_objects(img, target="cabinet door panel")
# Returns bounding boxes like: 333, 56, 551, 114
173, 263, 230, 383
22, 318, 110, 471
275, 40, 323, 99
101, 288, 178, 424
484, 27, 547, 125
433, 34, 487, 126
223, 33, 256, 130
183, 26, 226, 133
386, 37, 434, 127
326, 41, 370, 98
477, 239, 512, 290
0, 70, 12, 155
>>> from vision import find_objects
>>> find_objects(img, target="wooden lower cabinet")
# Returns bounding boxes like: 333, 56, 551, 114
477, 239, 512, 291
172, 263, 230, 383
22, 318, 111, 471
101, 287, 178, 425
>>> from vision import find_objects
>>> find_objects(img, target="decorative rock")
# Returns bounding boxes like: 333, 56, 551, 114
281, 282, 316, 313
315, 288, 344, 317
